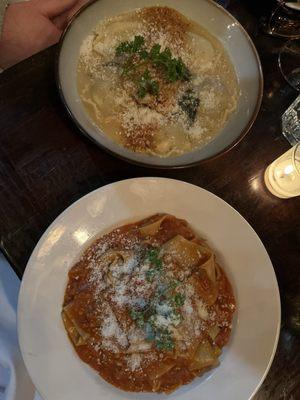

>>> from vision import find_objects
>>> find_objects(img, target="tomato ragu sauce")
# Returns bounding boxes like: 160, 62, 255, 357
62, 214, 236, 393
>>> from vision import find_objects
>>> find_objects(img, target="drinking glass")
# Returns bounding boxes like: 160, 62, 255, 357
282, 95, 300, 145
264, 143, 300, 198
279, 39, 300, 91
261, 1, 300, 38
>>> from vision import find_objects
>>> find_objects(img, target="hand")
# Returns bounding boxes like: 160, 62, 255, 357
0, 0, 89, 69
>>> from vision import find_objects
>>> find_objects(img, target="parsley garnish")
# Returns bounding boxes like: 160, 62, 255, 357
130, 309, 145, 328
146, 268, 156, 282
114, 35, 190, 98
168, 279, 181, 290
116, 35, 145, 56
129, 246, 186, 352
146, 248, 163, 269
137, 70, 159, 99
173, 293, 186, 307
130, 302, 177, 351
155, 328, 174, 350
149, 44, 190, 82
146, 248, 159, 261
145, 248, 163, 281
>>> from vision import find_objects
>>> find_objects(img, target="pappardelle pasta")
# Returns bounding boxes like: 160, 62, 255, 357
62, 214, 236, 393
77, 6, 239, 157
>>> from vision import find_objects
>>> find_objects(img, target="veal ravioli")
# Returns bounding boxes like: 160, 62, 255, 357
77, 6, 239, 157
62, 214, 236, 393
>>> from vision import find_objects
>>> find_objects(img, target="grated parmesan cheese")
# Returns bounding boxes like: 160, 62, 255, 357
110, 254, 138, 277
183, 298, 193, 315
126, 354, 142, 371
101, 306, 128, 348
77, 6, 239, 157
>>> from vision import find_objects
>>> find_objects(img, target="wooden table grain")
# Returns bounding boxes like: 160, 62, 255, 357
0, 0, 299, 398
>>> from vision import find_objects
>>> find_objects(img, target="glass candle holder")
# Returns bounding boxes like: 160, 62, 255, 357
264, 143, 300, 198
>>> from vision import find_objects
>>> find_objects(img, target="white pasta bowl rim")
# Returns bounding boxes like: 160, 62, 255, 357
18, 177, 280, 400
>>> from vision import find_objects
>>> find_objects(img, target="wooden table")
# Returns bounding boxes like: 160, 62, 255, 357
0, 0, 299, 398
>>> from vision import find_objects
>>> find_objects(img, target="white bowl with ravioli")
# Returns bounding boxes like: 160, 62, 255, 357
18, 178, 280, 400
57, 0, 263, 168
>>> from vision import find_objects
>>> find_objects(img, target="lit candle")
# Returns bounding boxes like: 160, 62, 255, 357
264, 144, 300, 198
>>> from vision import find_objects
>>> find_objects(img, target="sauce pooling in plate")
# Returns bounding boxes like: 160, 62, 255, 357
77, 6, 239, 157
62, 214, 236, 393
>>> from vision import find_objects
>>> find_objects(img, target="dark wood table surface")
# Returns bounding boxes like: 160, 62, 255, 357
0, 0, 299, 398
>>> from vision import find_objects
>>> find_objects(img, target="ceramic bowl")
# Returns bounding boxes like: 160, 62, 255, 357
57, 0, 263, 168
18, 178, 280, 400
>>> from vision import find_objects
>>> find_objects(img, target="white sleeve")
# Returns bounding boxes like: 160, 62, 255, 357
0, 253, 37, 400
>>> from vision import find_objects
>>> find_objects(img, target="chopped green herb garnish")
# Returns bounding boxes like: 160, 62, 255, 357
176, 57, 191, 81
145, 248, 163, 280
115, 41, 130, 56
178, 89, 200, 125
129, 245, 186, 352
149, 45, 190, 82
146, 248, 159, 262
114, 35, 190, 98
146, 248, 163, 268
137, 69, 159, 99
168, 279, 181, 290
155, 329, 175, 350
132, 35, 145, 52
173, 293, 186, 307
146, 268, 156, 282
121, 60, 135, 76
139, 49, 149, 60
130, 309, 145, 328
116, 35, 145, 56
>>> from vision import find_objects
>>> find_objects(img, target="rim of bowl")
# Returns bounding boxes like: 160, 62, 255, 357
56, 0, 264, 169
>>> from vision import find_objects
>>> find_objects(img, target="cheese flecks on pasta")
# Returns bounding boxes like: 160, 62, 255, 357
62, 214, 236, 393
77, 7, 239, 157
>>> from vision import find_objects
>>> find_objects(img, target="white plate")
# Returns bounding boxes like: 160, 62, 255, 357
57, 0, 263, 168
18, 178, 280, 400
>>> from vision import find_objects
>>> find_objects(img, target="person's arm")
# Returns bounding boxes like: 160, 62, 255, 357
0, 1, 27, 38
0, 0, 88, 71
0, 1, 22, 72
0, 1, 8, 36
